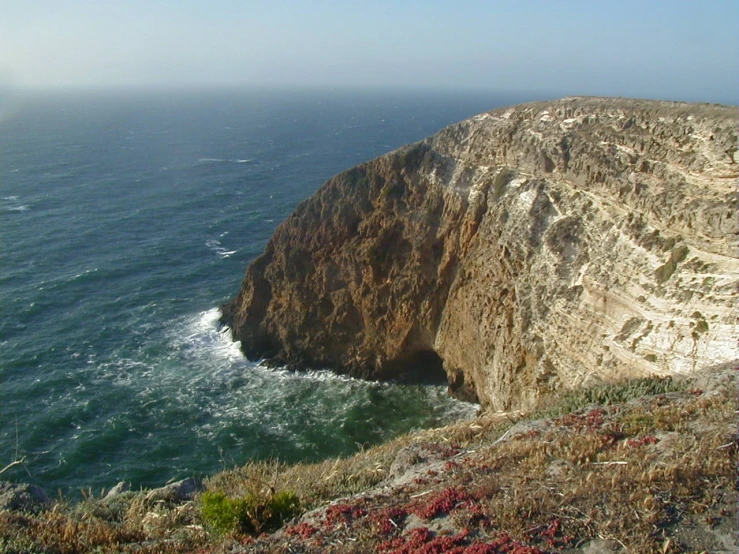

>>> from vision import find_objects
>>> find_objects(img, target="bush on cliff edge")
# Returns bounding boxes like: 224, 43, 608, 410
199, 489, 300, 536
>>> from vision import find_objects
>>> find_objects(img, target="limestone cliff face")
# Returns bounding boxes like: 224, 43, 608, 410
221, 97, 738, 410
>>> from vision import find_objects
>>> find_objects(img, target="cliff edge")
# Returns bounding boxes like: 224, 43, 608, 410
221, 97, 738, 410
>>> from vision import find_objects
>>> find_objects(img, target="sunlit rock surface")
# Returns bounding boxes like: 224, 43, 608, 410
222, 97, 738, 410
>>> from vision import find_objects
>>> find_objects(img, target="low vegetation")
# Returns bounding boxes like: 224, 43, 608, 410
199, 489, 300, 536
0, 369, 735, 553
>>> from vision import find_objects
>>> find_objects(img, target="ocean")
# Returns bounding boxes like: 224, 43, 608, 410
0, 88, 529, 495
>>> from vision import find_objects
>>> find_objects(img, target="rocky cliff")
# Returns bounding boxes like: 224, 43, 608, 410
221, 97, 738, 410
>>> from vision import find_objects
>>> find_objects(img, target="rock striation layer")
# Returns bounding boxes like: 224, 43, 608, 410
221, 97, 738, 410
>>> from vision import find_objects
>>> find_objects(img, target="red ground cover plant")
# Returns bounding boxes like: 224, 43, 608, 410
323, 502, 368, 527
284, 522, 317, 539
515, 430, 541, 440
555, 408, 606, 431
486, 532, 550, 554
626, 435, 659, 448
372, 506, 409, 535
532, 517, 573, 549
410, 487, 472, 519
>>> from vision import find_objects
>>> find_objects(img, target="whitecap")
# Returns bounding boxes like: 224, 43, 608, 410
206, 239, 238, 259
7, 205, 29, 212
198, 158, 253, 164
70, 268, 98, 281
173, 308, 245, 365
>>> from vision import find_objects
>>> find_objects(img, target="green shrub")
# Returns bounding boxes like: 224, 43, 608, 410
200, 491, 244, 535
538, 376, 685, 418
269, 490, 301, 523
199, 489, 300, 536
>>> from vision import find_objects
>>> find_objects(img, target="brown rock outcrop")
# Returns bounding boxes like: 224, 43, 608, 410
221, 97, 738, 410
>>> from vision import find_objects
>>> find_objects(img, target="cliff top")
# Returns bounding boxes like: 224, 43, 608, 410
2, 367, 735, 553
221, 96, 737, 410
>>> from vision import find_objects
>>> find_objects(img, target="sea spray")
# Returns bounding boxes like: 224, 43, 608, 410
0, 89, 511, 493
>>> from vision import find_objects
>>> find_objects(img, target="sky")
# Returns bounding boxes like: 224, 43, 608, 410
1, 0, 737, 103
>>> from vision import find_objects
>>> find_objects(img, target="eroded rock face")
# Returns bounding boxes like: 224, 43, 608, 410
221, 97, 738, 410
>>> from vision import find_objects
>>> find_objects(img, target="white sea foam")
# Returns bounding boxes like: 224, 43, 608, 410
198, 158, 253, 164
179, 307, 244, 364
205, 239, 237, 258
0, 90, 508, 493
71, 268, 98, 280
253, 362, 363, 385
76, 303, 480, 473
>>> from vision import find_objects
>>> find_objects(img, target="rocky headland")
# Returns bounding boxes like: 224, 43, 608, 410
2, 97, 736, 554
221, 96, 738, 410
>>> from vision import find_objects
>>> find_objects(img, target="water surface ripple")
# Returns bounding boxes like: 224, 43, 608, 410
0, 90, 528, 492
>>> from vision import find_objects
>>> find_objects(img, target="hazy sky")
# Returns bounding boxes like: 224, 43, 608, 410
1, 0, 737, 102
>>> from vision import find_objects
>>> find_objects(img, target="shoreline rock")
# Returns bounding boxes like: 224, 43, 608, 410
221, 97, 738, 410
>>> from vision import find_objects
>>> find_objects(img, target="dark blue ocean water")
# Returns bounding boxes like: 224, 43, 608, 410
0, 89, 527, 494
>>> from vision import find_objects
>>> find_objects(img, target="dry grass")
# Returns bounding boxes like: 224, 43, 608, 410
0, 488, 205, 553
459, 389, 737, 552
204, 430, 419, 510
235, 371, 737, 553
1, 370, 735, 553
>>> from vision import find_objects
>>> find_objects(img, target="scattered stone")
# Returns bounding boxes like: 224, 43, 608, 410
388, 444, 432, 480
495, 417, 551, 442
0, 481, 49, 513
144, 477, 204, 504
104, 480, 130, 500
579, 539, 624, 553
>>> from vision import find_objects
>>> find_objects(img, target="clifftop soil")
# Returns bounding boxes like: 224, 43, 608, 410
233, 366, 737, 554
221, 97, 738, 410
1, 367, 735, 553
